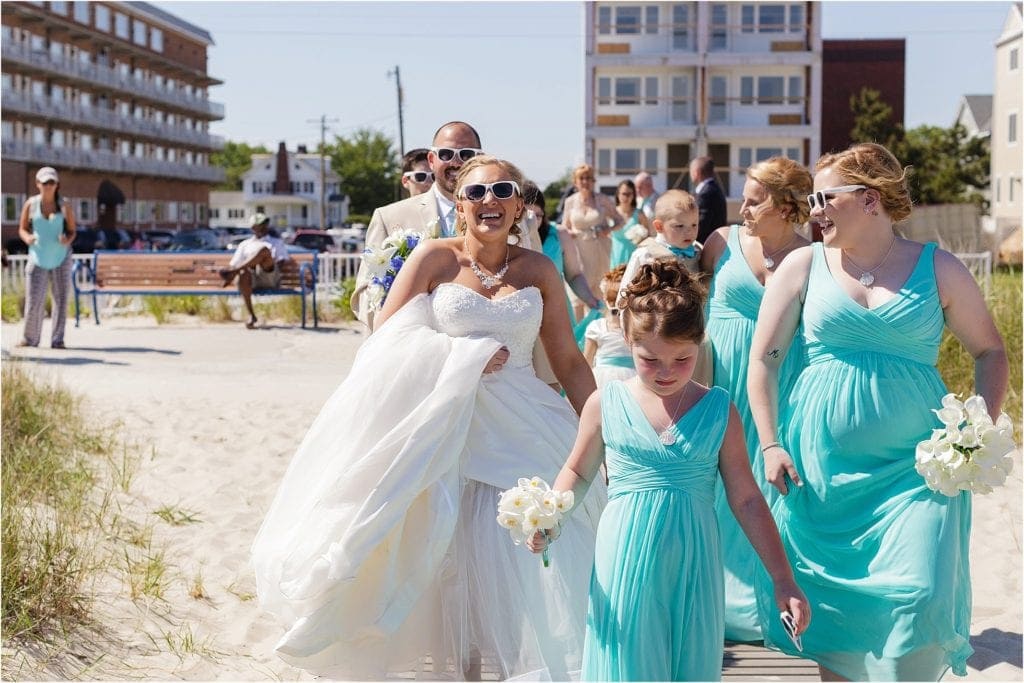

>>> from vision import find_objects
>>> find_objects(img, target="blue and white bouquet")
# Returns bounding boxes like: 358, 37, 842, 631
915, 393, 1017, 497
361, 221, 439, 310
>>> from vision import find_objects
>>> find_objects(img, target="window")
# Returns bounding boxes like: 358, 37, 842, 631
1010, 177, 1016, 203
759, 4, 785, 32
786, 147, 800, 162
644, 77, 658, 105
741, 3, 803, 33
94, 5, 110, 31
50, 1, 68, 15
739, 146, 787, 169
672, 4, 689, 50
741, 5, 755, 33
615, 149, 641, 174
644, 149, 658, 175
132, 18, 146, 46
114, 12, 129, 39
758, 76, 785, 104
616, 5, 642, 34
597, 6, 612, 34
598, 77, 611, 105
151, 27, 162, 52
710, 4, 728, 49
788, 3, 804, 32
1010, 113, 1018, 144
740, 77, 754, 105
615, 78, 641, 105
72, 1, 89, 23
3, 195, 20, 222
995, 177, 1001, 203
788, 76, 802, 104
597, 149, 611, 175
709, 76, 727, 123
739, 75, 793, 105
671, 76, 690, 121
78, 198, 93, 221
645, 5, 658, 34
1011, 47, 1020, 71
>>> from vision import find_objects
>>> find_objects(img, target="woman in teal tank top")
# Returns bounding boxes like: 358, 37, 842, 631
748, 143, 1008, 680
609, 180, 650, 268
17, 167, 77, 349
701, 157, 811, 643
530, 260, 810, 681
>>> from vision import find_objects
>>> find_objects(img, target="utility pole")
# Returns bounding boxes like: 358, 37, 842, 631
387, 65, 405, 155
307, 114, 339, 229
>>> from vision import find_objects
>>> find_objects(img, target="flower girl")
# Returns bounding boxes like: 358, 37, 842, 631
583, 265, 636, 389
530, 260, 809, 681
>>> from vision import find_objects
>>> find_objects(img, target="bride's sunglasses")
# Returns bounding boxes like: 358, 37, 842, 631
403, 170, 434, 183
460, 181, 521, 202
431, 147, 482, 163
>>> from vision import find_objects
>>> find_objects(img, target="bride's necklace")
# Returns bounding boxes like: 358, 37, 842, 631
465, 236, 510, 290
845, 235, 897, 287
761, 233, 799, 270
657, 384, 689, 446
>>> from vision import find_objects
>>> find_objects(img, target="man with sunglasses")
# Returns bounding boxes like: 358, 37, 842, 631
353, 121, 483, 328
399, 148, 433, 198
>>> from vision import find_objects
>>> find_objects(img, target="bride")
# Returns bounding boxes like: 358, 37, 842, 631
251, 155, 605, 680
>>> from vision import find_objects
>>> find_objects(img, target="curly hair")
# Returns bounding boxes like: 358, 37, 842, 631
815, 143, 913, 222
453, 155, 525, 238
620, 260, 706, 344
747, 157, 813, 225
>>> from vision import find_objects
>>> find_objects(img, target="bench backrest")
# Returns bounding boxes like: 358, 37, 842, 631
93, 250, 316, 289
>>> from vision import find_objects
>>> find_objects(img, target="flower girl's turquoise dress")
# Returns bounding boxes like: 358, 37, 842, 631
763, 242, 972, 680
582, 381, 729, 681
705, 225, 804, 642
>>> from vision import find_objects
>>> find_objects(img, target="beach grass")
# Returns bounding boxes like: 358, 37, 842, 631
0, 364, 116, 641
938, 267, 1022, 432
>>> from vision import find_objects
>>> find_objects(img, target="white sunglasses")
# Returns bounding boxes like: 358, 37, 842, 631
806, 185, 866, 211
403, 170, 434, 183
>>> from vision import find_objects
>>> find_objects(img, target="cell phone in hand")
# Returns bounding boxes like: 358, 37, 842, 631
780, 611, 803, 652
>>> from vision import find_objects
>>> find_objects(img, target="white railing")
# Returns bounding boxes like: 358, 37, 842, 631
956, 251, 993, 297
3, 253, 362, 293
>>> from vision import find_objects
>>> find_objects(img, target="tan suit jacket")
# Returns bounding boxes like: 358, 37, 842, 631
352, 191, 443, 328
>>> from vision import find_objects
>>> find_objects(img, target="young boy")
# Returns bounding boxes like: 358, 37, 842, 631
617, 189, 712, 384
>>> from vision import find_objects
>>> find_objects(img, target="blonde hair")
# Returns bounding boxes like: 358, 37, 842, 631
653, 189, 697, 219
815, 143, 913, 222
453, 155, 525, 237
621, 260, 706, 344
573, 163, 594, 182
747, 157, 813, 225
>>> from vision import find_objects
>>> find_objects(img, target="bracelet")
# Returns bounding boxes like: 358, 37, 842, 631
760, 441, 782, 453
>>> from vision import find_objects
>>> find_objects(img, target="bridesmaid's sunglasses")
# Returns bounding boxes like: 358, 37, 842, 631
806, 185, 866, 211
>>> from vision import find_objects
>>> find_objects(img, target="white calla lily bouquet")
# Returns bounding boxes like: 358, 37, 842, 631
496, 477, 573, 568
624, 223, 648, 245
914, 393, 1017, 497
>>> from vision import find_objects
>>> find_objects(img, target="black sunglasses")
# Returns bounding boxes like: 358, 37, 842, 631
431, 147, 482, 163
403, 170, 434, 183
460, 181, 520, 202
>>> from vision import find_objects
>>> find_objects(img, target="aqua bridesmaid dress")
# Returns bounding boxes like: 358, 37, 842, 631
761, 242, 972, 680
609, 208, 641, 268
582, 382, 729, 681
705, 226, 804, 643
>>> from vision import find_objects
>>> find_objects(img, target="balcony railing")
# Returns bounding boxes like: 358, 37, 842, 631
706, 96, 808, 127
592, 20, 810, 56
2, 88, 224, 150
1, 41, 225, 119
591, 95, 808, 128
1, 138, 225, 183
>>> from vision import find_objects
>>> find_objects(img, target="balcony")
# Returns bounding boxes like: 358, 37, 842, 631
706, 96, 808, 129
3, 88, 225, 150
1, 41, 225, 120
592, 96, 698, 129
2, 138, 226, 183
592, 20, 811, 58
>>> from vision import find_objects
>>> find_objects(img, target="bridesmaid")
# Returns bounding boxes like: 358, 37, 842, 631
562, 164, 622, 321
699, 156, 811, 643
609, 179, 650, 268
748, 143, 1008, 680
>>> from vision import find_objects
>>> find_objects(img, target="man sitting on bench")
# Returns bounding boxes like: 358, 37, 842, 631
220, 212, 290, 329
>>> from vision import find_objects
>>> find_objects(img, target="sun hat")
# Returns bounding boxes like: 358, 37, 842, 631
249, 212, 270, 227
36, 167, 59, 183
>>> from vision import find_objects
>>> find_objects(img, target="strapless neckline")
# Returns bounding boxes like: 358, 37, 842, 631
432, 281, 540, 303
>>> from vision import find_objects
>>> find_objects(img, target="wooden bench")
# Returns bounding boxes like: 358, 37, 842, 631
72, 249, 319, 328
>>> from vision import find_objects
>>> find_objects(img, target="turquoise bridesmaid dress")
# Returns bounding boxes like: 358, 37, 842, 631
761, 242, 972, 680
705, 226, 804, 642
609, 209, 641, 268
582, 382, 729, 681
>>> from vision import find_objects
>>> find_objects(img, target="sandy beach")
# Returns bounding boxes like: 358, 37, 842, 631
1, 315, 1020, 681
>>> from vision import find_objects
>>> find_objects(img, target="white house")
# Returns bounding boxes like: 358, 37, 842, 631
584, 1, 822, 211
210, 142, 348, 230
990, 3, 1023, 242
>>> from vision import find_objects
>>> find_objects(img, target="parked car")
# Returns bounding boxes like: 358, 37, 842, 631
327, 227, 365, 253
288, 230, 337, 253
168, 229, 221, 251
143, 230, 175, 250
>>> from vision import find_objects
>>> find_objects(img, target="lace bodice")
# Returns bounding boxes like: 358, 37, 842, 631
429, 283, 542, 369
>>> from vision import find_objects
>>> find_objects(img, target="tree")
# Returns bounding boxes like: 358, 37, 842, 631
325, 129, 399, 215
849, 90, 990, 209
210, 140, 269, 191
543, 168, 574, 200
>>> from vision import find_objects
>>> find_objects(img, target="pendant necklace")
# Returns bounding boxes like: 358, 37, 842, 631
465, 235, 510, 290
657, 384, 689, 446
846, 235, 897, 287
761, 233, 799, 270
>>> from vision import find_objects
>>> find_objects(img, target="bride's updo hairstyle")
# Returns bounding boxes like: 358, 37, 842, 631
454, 155, 525, 239
620, 260, 706, 345
815, 142, 913, 222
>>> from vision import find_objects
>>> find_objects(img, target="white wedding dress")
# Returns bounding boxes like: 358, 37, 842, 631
252, 282, 605, 680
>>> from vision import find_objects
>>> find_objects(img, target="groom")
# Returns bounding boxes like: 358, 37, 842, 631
352, 121, 483, 328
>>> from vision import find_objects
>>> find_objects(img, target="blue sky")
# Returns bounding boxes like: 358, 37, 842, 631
156, 1, 1013, 187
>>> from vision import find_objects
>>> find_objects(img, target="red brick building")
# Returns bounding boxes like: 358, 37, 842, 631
1, 1, 224, 251
820, 39, 905, 156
